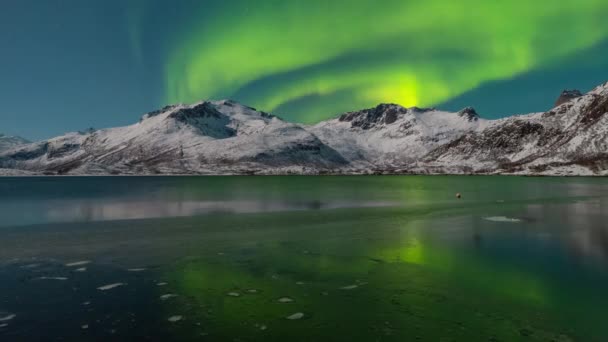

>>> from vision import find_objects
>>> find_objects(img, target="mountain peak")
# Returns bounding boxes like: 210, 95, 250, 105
168, 102, 224, 121
555, 89, 583, 107
457, 107, 480, 121
338, 103, 408, 129
140, 104, 181, 121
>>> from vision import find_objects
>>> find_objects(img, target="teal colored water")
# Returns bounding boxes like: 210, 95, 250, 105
0, 176, 607, 341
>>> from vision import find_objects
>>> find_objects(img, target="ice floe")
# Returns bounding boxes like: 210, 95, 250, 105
160, 294, 178, 301
97, 283, 126, 291
0, 314, 16, 322
484, 216, 522, 223
277, 297, 294, 303
340, 284, 359, 290
37, 277, 68, 281
168, 315, 183, 323
65, 261, 91, 267
286, 312, 304, 320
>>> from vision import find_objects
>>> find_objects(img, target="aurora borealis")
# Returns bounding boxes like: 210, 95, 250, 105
163, 0, 608, 122
1, 0, 608, 138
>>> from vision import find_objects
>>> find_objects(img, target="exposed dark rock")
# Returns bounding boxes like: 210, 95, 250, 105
169, 102, 223, 121
169, 102, 236, 138
580, 93, 608, 125
457, 107, 480, 121
555, 89, 582, 107
339, 104, 408, 129
427, 120, 546, 160
141, 105, 180, 121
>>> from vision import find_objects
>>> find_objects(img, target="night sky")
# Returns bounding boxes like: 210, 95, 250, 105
1, 0, 607, 140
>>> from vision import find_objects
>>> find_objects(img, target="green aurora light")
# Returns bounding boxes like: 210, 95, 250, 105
162, 0, 608, 122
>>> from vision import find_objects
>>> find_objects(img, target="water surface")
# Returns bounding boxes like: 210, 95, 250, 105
0, 176, 607, 341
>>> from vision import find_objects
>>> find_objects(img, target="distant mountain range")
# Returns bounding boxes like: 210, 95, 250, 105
1, 81, 607, 176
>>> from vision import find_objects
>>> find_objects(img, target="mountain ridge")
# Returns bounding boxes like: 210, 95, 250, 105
0, 134, 30, 154
1, 82, 607, 176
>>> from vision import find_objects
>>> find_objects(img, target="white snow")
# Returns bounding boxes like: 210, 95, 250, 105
1, 82, 607, 177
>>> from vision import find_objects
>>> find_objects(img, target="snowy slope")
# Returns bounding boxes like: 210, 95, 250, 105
0, 134, 29, 153
0, 101, 346, 175
424, 82, 608, 175
0, 81, 607, 176
311, 104, 489, 168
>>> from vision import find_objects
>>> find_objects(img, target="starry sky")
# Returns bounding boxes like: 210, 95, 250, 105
1, 0, 608, 140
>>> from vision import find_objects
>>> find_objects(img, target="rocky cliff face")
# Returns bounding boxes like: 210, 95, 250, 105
1, 82, 607, 176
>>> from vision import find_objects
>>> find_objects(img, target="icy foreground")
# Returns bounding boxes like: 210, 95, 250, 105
1, 82, 607, 176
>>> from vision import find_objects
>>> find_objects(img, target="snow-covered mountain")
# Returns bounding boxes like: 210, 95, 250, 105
0, 101, 346, 175
1, 81, 607, 176
424, 82, 608, 175
0, 134, 29, 153
311, 104, 489, 169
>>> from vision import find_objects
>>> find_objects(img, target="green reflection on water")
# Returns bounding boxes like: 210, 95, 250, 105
157, 202, 606, 341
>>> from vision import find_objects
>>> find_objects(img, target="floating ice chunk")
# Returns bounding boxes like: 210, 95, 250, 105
37, 277, 68, 281
484, 216, 522, 223
277, 297, 294, 303
160, 294, 178, 301
66, 261, 91, 267
168, 315, 183, 322
0, 314, 16, 322
340, 284, 359, 290
227, 292, 241, 297
97, 283, 126, 291
286, 312, 304, 320
127, 268, 146, 272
